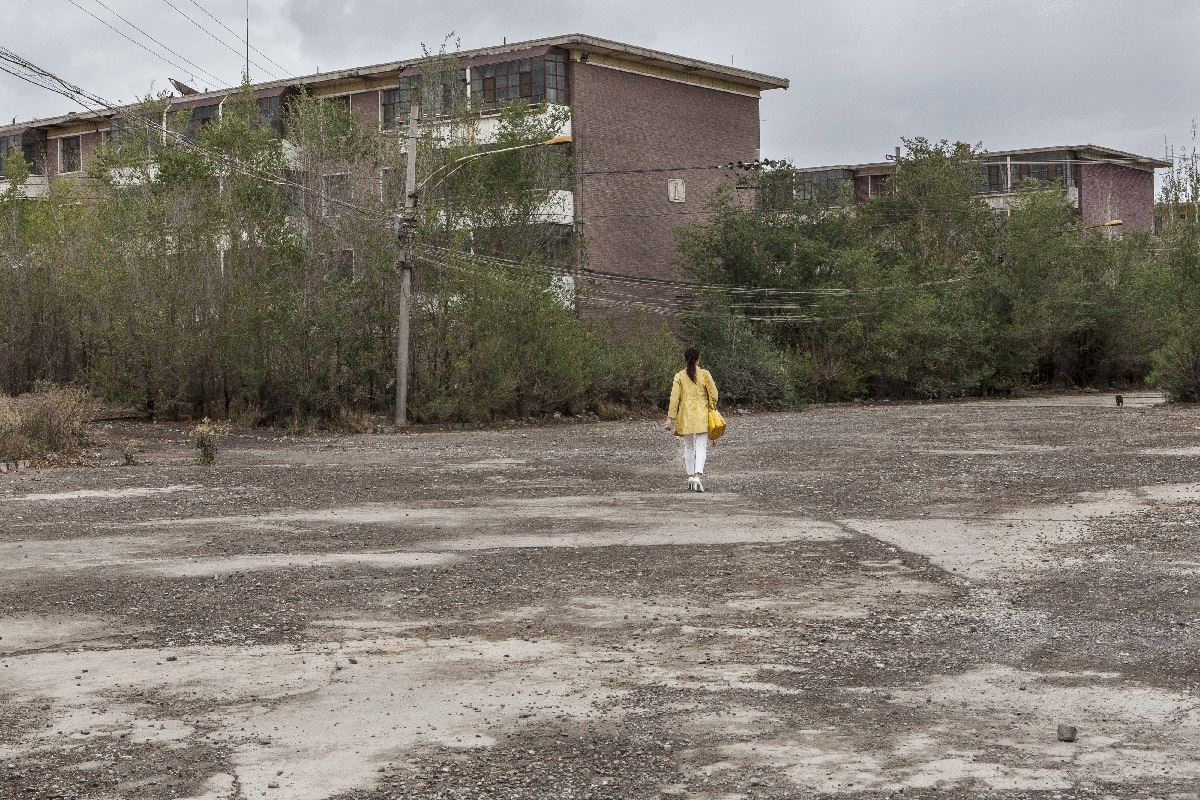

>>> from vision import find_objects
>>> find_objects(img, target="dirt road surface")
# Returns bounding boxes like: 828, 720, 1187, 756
4, 392, 1200, 799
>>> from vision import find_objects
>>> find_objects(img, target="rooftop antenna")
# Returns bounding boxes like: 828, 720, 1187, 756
244, 0, 250, 82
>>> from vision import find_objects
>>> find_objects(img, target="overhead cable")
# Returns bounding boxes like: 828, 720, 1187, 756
184, 0, 294, 76
66, 0, 227, 88
158, 0, 283, 81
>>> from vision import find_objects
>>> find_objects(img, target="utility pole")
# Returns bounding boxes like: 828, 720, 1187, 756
394, 97, 419, 426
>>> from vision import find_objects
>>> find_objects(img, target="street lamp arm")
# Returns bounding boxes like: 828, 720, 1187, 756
409, 133, 571, 207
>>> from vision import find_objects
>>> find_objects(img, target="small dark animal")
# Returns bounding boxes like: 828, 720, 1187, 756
1115, 394, 1124, 407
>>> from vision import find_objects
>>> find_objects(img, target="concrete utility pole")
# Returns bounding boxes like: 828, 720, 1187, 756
394, 98, 419, 426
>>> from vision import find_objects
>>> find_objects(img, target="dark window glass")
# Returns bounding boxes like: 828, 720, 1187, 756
382, 87, 402, 129
191, 104, 219, 137
1046, 164, 1059, 182
0, 132, 46, 174
21, 139, 46, 176
986, 164, 1003, 189
108, 118, 127, 148
471, 48, 569, 110
60, 135, 81, 173
0, 134, 20, 163
1015, 164, 1032, 182
387, 70, 466, 122
257, 96, 282, 134
172, 104, 220, 141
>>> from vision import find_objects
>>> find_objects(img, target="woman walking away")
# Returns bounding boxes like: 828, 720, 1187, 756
664, 347, 719, 492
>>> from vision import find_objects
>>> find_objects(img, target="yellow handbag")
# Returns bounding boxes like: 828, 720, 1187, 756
705, 379, 726, 440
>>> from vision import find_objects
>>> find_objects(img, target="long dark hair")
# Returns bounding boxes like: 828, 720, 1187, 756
684, 347, 700, 383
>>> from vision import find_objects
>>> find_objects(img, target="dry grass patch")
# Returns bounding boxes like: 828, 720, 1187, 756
0, 383, 92, 461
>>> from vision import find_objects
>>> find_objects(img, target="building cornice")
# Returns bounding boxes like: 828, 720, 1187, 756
1, 34, 787, 137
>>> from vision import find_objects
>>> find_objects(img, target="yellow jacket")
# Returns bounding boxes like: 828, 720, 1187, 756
668, 368, 718, 436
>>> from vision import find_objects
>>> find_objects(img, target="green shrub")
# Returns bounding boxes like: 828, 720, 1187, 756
682, 301, 797, 408
591, 313, 679, 409
1150, 328, 1200, 402
189, 418, 230, 465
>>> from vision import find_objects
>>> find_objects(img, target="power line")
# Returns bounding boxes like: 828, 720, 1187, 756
158, 0, 282, 81
573, 163, 741, 177
64, 0, 227, 89
183, 0, 293, 76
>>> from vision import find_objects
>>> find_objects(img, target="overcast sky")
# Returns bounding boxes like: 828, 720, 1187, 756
3, 0, 1198, 169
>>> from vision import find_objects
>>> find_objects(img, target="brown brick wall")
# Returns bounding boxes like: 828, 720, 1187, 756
569, 62, 760, 319
80, 131, 103, 172
1078, 163, 1155, 232
351, 91, 381, 129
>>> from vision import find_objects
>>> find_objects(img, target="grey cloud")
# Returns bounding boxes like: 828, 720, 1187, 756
2, 0, 1197, 172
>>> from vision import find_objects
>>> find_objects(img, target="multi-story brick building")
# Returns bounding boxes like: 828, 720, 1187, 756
0, 35, 788, 317
794, 145, 1169, 231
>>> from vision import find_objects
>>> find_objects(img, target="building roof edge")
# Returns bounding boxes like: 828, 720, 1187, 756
797, 144, 1172, 174
0, 33, 787, 135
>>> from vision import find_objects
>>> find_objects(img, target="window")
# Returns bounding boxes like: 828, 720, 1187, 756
475, 59, 533, 106
257, 95, 282, 135
2, 134, 47, 175
108, 118, 128, 149
321, 173, 350, 217
60, 135, 81, 173
796, 169, 853, 205
1014, 163, 1032, 183
543, 223, 573, 268
470, 48, 568, 111
172, 104, 219, 141
758, 170, 794, 210
386, 70, 467, 125
1046, 163, 1060, 183
0, 134, 20, 163
323, 95, 352, 114
984, 164, 1005, 192
868, 173, 890, 197
382, 87, 403, 129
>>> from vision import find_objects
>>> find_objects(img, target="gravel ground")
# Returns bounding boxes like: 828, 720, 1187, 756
3, 391, 1200, 799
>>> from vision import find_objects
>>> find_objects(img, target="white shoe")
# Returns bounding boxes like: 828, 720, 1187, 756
694, 477, 705, 493
687, 477, 699, 492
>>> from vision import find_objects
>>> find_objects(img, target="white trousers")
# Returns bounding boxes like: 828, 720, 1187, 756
682, 432, 708, 476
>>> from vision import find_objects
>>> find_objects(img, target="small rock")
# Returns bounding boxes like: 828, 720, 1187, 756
348, 657, 358, 665
267, 782, 280, 789
1057, 724, 1077, 742
165, 656, 177, 662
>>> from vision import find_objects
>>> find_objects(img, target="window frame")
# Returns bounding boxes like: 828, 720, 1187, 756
59, 134, 82, 174
321, 172, 351, 217
469, 48, 569, 112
